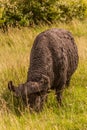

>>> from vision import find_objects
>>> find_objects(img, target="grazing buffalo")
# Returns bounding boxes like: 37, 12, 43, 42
8, 28, 79, 112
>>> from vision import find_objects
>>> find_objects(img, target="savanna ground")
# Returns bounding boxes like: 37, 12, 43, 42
0, 20, 87, 130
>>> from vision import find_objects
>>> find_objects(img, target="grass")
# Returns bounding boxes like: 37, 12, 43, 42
0, 20, 87, 130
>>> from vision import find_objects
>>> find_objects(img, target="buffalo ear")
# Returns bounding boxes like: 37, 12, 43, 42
8, 81, 15, 92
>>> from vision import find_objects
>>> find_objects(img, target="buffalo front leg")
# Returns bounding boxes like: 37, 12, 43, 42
56, 88, 64, 106
55, 78, 66, 106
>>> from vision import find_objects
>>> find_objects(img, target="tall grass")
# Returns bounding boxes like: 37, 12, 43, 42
0, 20, 87, 130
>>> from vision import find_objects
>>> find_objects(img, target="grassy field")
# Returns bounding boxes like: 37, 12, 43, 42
0, 20, 87, 130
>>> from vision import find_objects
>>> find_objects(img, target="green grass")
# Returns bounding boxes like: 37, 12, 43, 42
0, 20, 87, 130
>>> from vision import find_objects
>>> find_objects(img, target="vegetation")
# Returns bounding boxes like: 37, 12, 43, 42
0, 19, 87, 130
0, 0, 87, 28
0, 0, 87, 129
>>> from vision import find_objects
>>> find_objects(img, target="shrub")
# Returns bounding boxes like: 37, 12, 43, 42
0, 0, 87, 28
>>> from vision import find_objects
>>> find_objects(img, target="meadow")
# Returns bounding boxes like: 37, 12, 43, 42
0, 20, 87, 130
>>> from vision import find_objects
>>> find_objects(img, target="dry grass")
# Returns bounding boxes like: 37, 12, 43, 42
0, 20, 87, 130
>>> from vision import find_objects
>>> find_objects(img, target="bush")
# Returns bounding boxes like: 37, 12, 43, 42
0, 0, 87, 28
